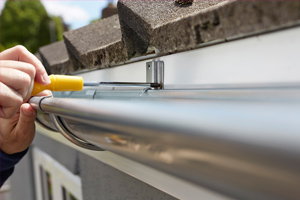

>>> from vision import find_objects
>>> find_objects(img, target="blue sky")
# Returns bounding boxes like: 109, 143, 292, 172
0, 0, 117, 30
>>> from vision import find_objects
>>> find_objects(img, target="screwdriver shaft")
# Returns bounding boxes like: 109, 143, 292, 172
84, 82, 161, 88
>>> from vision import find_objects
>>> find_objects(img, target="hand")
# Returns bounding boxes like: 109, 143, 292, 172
0, 45, 51, 154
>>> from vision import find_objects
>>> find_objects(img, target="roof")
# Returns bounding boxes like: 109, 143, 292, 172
37, 1, 300, 74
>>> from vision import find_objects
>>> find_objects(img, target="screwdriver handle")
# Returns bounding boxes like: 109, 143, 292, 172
31, 75, 83, 96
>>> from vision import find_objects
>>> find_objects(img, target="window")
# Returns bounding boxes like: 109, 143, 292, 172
33, 147, 82, 200
62, 187, 78, 200
39, 166, 53, 200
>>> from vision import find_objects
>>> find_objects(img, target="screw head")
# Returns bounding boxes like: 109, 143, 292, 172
175, 0, 193, 6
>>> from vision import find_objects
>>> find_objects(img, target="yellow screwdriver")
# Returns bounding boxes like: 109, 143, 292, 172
31, 75, 162, 96
31, 75, 85, 96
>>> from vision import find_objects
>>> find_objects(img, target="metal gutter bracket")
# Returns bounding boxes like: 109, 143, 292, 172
146, 60, 164, 89
140, 60, 164, 96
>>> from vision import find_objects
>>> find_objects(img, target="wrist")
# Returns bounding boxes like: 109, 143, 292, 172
0, 143, 28, 155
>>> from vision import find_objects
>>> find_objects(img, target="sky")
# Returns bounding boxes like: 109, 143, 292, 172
0, 0, 117, 30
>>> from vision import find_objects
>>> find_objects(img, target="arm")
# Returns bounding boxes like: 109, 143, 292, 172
0, 149, 28, 186
0, 46, 51, 186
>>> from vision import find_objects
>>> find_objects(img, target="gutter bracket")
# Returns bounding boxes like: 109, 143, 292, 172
146, 60, 164, 89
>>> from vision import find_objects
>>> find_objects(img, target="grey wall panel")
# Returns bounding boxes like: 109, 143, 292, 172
10, 148, 36, 200
33, 133, 178, 199
79, 152, 178, 200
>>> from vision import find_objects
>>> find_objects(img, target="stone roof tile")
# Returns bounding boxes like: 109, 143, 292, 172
38, 41, 72, 74
63, 14, 128, 71
118, 0, 300, 55
38, 1, 300, 74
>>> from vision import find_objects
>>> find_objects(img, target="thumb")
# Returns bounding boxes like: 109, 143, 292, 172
5, 103, 37, 154
17, 103, 37, 130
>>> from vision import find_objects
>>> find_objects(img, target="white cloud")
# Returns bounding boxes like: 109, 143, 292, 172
0, 0, 6, 14
1, 0, 103, 29
42, 1, 90, 25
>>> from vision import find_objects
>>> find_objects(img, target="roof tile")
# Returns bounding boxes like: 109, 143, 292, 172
118, 0, 300, 55
38, 41, 72, 74
63, 14, 128, 70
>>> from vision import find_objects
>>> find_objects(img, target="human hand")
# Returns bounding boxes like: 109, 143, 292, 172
0, 45, 51, 154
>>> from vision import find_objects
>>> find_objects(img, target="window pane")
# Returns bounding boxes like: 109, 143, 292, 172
46, 171, 53, 200
39, 166, 53, 200
62, 186, 67, 200
62, 186, 78, 200
69, 192, 78, 200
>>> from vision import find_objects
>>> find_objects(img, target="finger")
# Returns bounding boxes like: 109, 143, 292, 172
17, 103, 36, 141
0, 60, 36, 78
10, 103, 36, 153
0, 67, 34, 100
36, 90, 53, 97
0, 60, 35, 99
0, 45, 50, 85
0, 82, 23, 119
24, 90, 52, 103
18, 103, 37, 124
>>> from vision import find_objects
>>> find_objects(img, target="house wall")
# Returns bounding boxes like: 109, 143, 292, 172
10, 149, 35, 200
9, 133, 178, 200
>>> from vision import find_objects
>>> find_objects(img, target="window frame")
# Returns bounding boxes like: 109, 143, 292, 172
33, 147, 83, 200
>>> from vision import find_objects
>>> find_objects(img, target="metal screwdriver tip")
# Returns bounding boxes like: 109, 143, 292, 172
83, 82, 101, 86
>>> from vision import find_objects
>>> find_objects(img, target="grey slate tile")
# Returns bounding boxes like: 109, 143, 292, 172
38, 41, 72, 74
118, 0, 300, 56
63, 14, 128, 71
102, 2, 118, 19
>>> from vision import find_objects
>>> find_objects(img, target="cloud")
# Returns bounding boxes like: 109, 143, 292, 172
0, 0, 6, 14
1, 0, 107, 30
42, 1, 90, 25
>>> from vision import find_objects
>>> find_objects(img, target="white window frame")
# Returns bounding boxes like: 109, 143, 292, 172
33, 147, 83, 200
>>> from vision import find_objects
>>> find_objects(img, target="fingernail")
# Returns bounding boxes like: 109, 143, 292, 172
22, 104, 33, 117
41, 73, 51, 85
